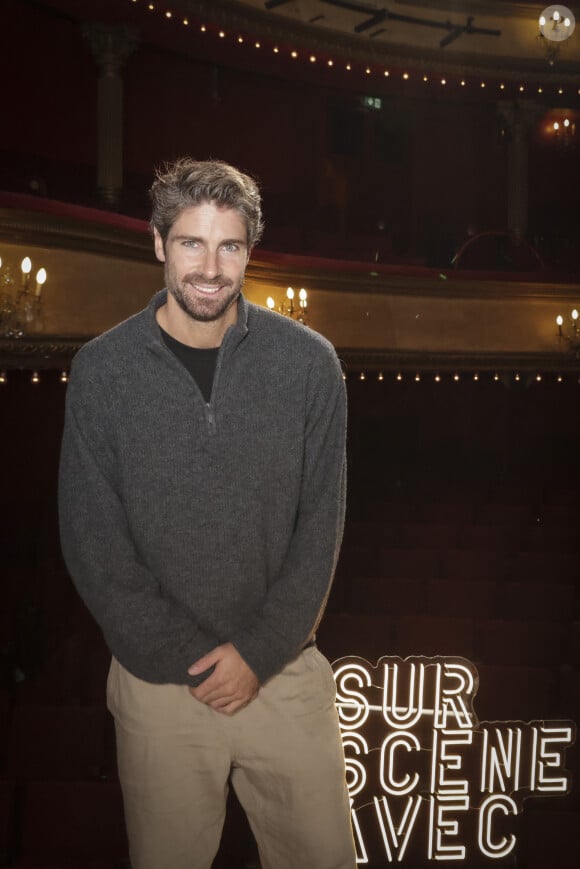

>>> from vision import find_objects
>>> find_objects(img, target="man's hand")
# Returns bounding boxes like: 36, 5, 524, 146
188, 643, 259, 715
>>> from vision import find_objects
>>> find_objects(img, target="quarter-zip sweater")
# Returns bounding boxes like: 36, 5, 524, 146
58, 290, 347, 686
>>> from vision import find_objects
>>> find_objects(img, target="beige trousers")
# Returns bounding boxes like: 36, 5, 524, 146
107, 647, 356, 869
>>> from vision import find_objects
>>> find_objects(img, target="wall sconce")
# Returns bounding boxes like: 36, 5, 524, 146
556, 307, 580, 352
551, 115, 576, 146
539, 108, 577, 148
0, 255, 48, 337
266, 287, 309, 324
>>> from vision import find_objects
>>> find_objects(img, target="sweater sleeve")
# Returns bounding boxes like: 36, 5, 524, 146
58, 354, 218, 685
229, 341, 347, 684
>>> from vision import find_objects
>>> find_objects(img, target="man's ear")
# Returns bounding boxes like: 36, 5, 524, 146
153, 227, 166, 263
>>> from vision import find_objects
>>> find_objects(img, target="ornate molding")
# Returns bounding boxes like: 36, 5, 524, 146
248, 259, 580, 301
0, 207, 154, 263
2, 337, 577, 374
0, 336, 85, 369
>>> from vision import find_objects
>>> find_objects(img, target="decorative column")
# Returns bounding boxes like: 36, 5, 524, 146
497, 101, 541, 241
82, 24, 138, 208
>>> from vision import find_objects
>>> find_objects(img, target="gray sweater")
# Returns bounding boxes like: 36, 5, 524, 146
58, 291, 347, 686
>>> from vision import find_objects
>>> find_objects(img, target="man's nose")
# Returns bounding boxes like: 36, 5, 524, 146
201, 248, 219, 278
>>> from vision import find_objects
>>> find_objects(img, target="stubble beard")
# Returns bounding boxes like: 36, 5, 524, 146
166, 269, 244, 323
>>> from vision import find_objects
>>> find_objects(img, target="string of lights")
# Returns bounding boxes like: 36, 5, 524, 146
2, 370, 580, 386
348, 372, 575, 383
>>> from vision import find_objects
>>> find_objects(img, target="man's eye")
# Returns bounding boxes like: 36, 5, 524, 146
222, 243, 239, 252
183, 240, 199, 248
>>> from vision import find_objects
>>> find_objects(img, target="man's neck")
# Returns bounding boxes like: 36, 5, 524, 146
156, 293, 237, 349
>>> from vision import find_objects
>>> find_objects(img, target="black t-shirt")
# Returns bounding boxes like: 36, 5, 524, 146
160, 327, 219, 403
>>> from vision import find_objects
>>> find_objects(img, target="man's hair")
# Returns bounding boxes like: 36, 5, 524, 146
150, 158, 264, 249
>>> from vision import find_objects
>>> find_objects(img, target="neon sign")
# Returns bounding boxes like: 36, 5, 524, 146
332, 656, 576, 864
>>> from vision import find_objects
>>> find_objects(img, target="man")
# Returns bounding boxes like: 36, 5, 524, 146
59, 159, 356, 869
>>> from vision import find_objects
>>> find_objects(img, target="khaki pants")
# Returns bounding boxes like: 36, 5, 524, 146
107, 647, 356, 869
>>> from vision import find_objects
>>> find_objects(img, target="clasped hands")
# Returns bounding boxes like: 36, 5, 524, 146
188, 642, 259, 716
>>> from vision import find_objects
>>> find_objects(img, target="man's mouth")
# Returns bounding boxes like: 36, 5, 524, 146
192, 283, 222, 296
185, 275, 232, 296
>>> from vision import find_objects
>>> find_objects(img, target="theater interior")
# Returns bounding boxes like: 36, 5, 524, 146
1, 0, 579, 866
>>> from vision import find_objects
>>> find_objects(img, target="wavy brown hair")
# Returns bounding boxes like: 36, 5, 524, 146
150, 158, 264, 249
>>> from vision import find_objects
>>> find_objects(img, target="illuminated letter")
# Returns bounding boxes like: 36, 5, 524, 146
478, 794, 517, 859
431, 729, 472, 796
335, 662, 372, 731
350, 802, 369, 864
380, 731, 421, 795
436, 661, 476, 729
531, 724, 574, 793
383, 661, 426, 729
343, 731, 369, 798
374, 795, 422, 862
428, 795, 469, 861
481, 726, 523, 794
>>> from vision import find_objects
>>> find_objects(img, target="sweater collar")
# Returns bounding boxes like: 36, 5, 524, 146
145, 289, 249, 353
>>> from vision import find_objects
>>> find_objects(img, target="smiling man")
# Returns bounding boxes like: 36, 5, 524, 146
58, 159, 356, 869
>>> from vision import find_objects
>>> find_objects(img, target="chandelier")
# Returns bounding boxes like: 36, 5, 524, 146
266, 287, 309, 324
538, 5, 576, 65
0, 255, 47, 337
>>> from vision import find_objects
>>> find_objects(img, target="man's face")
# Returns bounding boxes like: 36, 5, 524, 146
154, 202, 249, 325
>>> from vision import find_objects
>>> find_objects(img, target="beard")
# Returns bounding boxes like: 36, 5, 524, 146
166, 267, 244, 323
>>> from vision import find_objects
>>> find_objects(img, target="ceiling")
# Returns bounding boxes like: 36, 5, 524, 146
196, 0, 579, 78
30, 0, 580, 86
